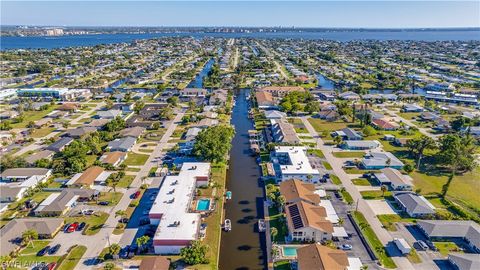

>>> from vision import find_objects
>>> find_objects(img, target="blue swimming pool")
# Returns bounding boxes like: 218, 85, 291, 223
196, 199, 210, 211
282, 246, 298, 257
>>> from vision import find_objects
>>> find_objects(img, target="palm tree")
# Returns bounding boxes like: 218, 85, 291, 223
115, 210, 127, 222
270, 227, 278, 243
108, 243, 121, 258
22, 229, 38, 248
333, 136, 343, 147
381, 185, 388, 197
136, 235, 150, 253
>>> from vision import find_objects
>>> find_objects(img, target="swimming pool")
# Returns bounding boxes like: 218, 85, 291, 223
196, 199, 210, 211
282, 246, 298, 257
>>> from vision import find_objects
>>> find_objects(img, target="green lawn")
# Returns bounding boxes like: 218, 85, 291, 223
307, 149, 325, 158
322, 161, 333, 170
360, 190, 392, 200
268, 207, 288, 243
117, 175, 135, 188
64, 212, 109, 235
345, 168, 380, 174
352, 178, 371, 186
398, 112, 420, 120
330, 175, 342, 185
308, 118, 350, 133
434, 242, 463, 257
288, 118, 308, 133
274, 260, 292, 270
30, 127, 55, 138
11, 106, 59, 128
124, 152, 149, 166
332, 151, 365, 158
14, 240, 62, 266
407, 249, 422, 264
352, 211, 396, 269
88, 192, 122, 206
57, 245, 87, 270
377, 214, 416, 231
341, 189, 354, 204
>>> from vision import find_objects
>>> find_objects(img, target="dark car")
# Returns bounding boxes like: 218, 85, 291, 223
119, 246, 130, 259
425, 240, 438, 251
32, 263, 48, 270
334, 191, 342, 199
77, 222, 86, 231
37, 246, 50, 256
132, 191, 141, 199
120, 217, 129, 224
98, 201, 109, 206
48, 244, 61, 255
63, 223, 71, 232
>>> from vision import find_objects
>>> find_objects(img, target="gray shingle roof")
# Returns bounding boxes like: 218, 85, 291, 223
395, 193, 435, 215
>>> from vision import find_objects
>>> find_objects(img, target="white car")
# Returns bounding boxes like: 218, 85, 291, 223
340, 244, 352, 250
82, 209, 95, 215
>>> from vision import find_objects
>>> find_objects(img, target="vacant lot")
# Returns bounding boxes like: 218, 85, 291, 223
124, 152, 149, 166
332, 151, 365, 158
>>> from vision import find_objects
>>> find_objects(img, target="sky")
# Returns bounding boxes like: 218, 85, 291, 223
1, 1, 479, 28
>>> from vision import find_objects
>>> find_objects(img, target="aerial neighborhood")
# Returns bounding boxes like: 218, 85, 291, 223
0, 32, 479, 270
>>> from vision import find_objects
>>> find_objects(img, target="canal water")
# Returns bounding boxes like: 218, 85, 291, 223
187, 58, 215, 88
317, 73, 335, 90
219, 89, 267, 270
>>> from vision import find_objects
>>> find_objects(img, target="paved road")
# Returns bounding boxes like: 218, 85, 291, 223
73, 111, 185, 269
300, 117, 415, 269
70, 101, 105, 125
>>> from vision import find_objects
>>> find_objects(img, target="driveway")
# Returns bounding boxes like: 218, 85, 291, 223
365, 200, 397, 215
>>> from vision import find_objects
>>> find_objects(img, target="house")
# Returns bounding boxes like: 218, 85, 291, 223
200, 111, 218, 119
149, 162, 210, 254
96, 110, 122, 119
107, 137, 136, 152
209, 89, 228, 106
64, 127, 97, 138
417, 220, 480, 252
46, 137, 74, 152
338, 91, 360, 101
264, 110, 287, 120
260, 86, 304, 98
315, 90, 336, 101
100, 151, 128, 167
111, 103, 134, 112
0, 218, 64, 256
66, 166, 110, 188
34, 188, 96, 216
270, 119, 300, 144
341, 140, 380, 150
394, 193, 436, 218
448, 253, 480, 270
402, 104, 424, 112
17, 88, 91, 101
139, 257, 171, 270
279, 179, 321, 205
286, 201, 333, 242
34, 117, 53, 128
316, 110, 339, 121
0, 168, 52, 202
297, 243, 349, 270
118, 126, 146, 138
87, 119, 111, 128
195, 118, 219, 129
180, 88, 208, 97
371, 118, 399, 130
331, 128, 362, 141
419, 112, 440, 122
361, 152, 404, 169
184, 127, 202, 142
25, 150, 55, 165
256, 91, 276, 109
271, 146, 321, 183
373, 168, 413, 190
393, 138, 410, 147
433, 118, 451, 132
58, 103, 79, 112
470, 126, 480, 138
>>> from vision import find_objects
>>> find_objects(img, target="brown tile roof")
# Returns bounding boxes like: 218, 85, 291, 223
286, 201, 333, 233
74, 166, 104, 186
139, 257, 170, 270
261, 86, 305, 92
58, 103, 79, 111
255, 91, 273, 104
279, 179, 321, 205
100, 151, 127, 165
297, 243, 349, 270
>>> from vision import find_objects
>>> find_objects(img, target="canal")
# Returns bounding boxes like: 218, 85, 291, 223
187, 58, 215, 88
219, 89, 267, 270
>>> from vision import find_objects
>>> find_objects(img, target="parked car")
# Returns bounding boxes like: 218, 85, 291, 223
120, 218, 129, 224
47, 263, 56, 270
37, 246, 50, 256
82, 209, 95, 215
63, 223, 71, 232
119, 246, 130, 259
67, 222, 79, 233
48, 244, 61, 255
98, 201, 109, 206
340, 244, 352, 250
417, 240, 428, 251
334, 191, 343, 199
132, 191, 141, 199
425, 240, 438, 251
77, 222, 86, 231
32, 263, 48, 270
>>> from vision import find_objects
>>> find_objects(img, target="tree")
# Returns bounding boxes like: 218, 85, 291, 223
167, 96, 179, 107
105, 99, 114, 110
380, 185, 388, 197
103, 262, 115, 270
115, 210, 127, 220
136, 235, 150, 253
108, 244, 121, 257
333, 135, 343, 146
22, 229, 38, 248
362, 125, 376, 136
304, 101, 320, 114
0, 154, 27, 172
180, 240, 209, 265
438, 134, 478, 196
193, 125, 235, 162
270, 227, 278, 242
104, 117, 125, 132
134, 101, 145, 114
406, 136, 437, 169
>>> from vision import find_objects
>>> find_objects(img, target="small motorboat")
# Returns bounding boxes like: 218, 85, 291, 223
224, 219, 232, 231
226, 191, 232, 200
258, 219, 266, 232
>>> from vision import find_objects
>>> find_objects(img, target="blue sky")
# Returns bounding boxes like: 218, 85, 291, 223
1, 1, 479, 28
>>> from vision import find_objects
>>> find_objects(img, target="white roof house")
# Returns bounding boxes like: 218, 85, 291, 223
149, 162, 210, 254
272, 146, 320, 183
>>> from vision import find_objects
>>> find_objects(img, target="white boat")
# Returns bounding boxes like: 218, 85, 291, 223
258, 219, 266, 232
224, 219, 232, 231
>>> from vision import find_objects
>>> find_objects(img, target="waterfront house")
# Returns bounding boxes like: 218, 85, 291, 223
255, 91, 276, 109
286, 201, 333, 242
260, 86, 305, 98
279, 179, 321, 206
270, 119, 300, 144
180, 88, 208, 98
264, 110, 287, 120
394, 193, 435, 218
338, 91, 360, 101
297, 243, 349, 270
271, 146, 320, 183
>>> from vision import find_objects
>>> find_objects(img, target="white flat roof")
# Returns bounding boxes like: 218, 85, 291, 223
151, 162, 210, 241
275, 146, 319, 176
319, 200, 339, 223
